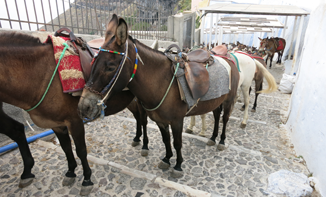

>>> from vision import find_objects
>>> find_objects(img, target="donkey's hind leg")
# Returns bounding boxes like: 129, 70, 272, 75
207, 105, 222, 146
0, 103, 35, 188
240, 84, 251, 128
217, 100, 234, 151
252, 81, 263, 112
198, 114, 207, 137
185, 116, 196, 134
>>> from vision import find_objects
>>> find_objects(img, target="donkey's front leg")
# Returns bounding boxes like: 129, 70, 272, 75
52, 127, 77, 187
68, 119, 93, 196
171, 120, 184, 178
157, 123, 173, 170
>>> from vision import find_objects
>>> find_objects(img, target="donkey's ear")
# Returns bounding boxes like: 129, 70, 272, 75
258, 37, 262, 41
115, 18, 128, 46
105, 14, 119, 41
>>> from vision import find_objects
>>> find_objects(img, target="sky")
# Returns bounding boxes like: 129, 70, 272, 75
0, 0, 73, 31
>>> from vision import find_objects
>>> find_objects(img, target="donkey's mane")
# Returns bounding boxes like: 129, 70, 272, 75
133, 38, 165, 57
0, 32, 43, 46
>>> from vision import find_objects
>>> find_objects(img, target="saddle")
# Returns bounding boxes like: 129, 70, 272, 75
87, 37, 105, 53
165, 44, 214, 100
54, 28, 94, 82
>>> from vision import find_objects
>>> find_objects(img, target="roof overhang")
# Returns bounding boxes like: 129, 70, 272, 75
200, 3, 309, 16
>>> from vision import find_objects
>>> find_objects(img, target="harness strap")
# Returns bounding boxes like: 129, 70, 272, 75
141, 63, 180, 111
25, 43, 69, 112
97, 41, 129, 110
230, 53, 241, 72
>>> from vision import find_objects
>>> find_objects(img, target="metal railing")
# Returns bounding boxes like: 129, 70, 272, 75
0, 0, 178, 40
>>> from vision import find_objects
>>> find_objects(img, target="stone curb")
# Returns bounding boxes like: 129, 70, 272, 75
35, 140, 220, 197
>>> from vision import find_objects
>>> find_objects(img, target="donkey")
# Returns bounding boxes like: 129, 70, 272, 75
258, 37, 286, 68
78, 14, 240, 178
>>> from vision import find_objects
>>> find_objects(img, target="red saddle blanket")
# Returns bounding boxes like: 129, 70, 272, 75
45, 35, 85, 93
276, 40, 284, 50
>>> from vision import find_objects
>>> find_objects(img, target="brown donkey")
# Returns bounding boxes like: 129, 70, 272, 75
78, 14, 240, 178
258, 37, 286, 68
0, 32, 136, 195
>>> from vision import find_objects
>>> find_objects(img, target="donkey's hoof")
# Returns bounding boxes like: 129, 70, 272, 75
141, 149, 149, 157
206, 139, 216, 146
158, 161, 170, 169
131, 141, 140, 147
185, 129, 193, 134
19, 177, 34, 188
171, 169, 183, 178
62, 176, 76, 186
80, 185, 94, 196
251, 109, 256, 112
198, 132, 206, 137
240, 123, 247, 128
217, 144, 226, 151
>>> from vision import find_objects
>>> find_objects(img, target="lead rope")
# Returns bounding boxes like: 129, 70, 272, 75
97, 41, 129, 119
25, 42, 69, 112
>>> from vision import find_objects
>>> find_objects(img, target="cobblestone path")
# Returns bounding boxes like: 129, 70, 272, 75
0, 66, 311, 197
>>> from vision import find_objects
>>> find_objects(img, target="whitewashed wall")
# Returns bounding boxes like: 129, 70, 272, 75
286, 2, 326, 195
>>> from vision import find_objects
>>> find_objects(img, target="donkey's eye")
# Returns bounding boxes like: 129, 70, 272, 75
106, 66, 116, 72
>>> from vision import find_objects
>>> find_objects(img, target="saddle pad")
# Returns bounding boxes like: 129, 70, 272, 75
213, 56, 231, 90
45, 35, 85, 93
176, 59, 230, 108
276, 40, 284, 50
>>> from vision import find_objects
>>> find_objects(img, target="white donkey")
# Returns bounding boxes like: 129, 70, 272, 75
186, 51, 277, 136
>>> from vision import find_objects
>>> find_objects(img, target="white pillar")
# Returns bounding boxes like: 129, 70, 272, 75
282, 16, 288, 38
200, 10, 205, 45
214, 14, 219, 47
288, 16, 297, 60
291, 15, 305, 74
209, 13, 213, 49
218, 26, 223, 46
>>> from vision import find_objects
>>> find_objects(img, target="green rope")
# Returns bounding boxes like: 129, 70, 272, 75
142, 63, 180, 111
25, 42, 69, 112
230, 53, 241, 72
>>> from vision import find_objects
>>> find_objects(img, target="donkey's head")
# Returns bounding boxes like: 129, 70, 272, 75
258, 37, 269, 52
78, 14, 135, 120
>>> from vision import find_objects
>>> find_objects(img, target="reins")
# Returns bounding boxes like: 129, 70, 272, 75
25, 42, 69, 112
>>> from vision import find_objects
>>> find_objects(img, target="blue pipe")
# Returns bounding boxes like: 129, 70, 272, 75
0, 129, 54, 154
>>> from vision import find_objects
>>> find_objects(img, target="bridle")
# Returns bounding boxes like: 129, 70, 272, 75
85, 38, 143, 118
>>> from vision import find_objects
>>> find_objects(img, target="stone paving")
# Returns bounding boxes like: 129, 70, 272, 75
0, 65, 315, 196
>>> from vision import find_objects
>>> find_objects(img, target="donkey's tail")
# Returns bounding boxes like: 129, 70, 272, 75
253, 59, 277, 94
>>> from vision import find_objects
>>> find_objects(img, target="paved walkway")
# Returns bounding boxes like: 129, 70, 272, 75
0, 65, 314, 196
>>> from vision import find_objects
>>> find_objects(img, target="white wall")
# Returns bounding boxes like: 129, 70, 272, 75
286, 2, 326, 195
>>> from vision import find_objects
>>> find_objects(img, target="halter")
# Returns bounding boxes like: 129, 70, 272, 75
87, 40, 143, 119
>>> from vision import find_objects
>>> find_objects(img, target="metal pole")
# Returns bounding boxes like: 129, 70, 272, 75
68, 0, 73, 32
62, 0, 67, 27
48, 0, 54, 31
14, 0, 22, 29
32, 0, 39, 30
74, 0, 79, 33
55, 0, 61, 29
288, 16, 297, 60
23, 0, 31, 30
291, 15, 305, 74
4, 0, 12, 29
200, 10, 205, 45
282, 16, 288, 38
